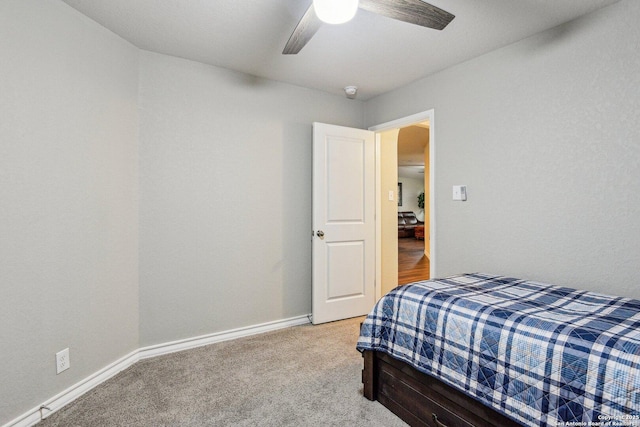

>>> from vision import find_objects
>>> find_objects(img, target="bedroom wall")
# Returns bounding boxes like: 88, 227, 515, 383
137, 51, 365, 346
0, 0, 140, 424
364, 0, 640, 297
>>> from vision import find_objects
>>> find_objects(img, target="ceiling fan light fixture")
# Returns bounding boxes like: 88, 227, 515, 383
313, 0, 359, 25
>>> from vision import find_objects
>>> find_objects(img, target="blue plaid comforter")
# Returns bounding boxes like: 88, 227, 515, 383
357, 273, 640, 426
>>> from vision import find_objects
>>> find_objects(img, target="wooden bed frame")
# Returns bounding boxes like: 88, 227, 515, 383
362, 350, 523, 427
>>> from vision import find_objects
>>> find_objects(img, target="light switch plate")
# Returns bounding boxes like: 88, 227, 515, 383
453, 185, 467, 201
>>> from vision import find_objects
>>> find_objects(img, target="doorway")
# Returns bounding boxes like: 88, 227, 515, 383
397, 123, 430, 285
369, 110, 435, 298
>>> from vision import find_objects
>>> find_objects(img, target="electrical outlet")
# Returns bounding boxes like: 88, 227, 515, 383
56, 348, 70, 374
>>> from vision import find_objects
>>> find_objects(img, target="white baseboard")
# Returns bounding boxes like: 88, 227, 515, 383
4, 314, 311, 427
138, 314, 311, 360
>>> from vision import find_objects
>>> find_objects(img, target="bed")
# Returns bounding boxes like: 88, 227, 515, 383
357, 273, 640, 427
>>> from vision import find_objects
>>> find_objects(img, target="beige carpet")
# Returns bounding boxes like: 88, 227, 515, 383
37, 317, 407, 426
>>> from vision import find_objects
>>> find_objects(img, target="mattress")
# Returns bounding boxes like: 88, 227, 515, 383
357, 273, 640, 426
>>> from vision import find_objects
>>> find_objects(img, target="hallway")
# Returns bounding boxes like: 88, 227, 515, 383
398, 237, 430, 285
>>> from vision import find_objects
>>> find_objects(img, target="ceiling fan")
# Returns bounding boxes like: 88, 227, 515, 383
283, 0, 455, 54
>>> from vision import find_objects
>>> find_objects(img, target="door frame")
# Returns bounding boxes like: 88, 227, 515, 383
369, 109, 436, 299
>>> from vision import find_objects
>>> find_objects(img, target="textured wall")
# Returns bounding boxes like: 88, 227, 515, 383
0, 0, 140, 423
137, 51, 365, 346
365, 0, 640, 297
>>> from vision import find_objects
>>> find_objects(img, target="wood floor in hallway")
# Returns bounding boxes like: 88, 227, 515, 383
398, 237, 430, 285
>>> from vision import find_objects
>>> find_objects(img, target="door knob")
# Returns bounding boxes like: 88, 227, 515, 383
316, 230, 325, 239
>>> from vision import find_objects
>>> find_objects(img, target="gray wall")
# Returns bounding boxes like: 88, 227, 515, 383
0, 0, 140, 422
366, 0, 640, 298
138, 51, 365, 346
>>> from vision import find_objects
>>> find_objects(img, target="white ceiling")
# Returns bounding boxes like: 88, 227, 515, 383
61, 0, 620, 100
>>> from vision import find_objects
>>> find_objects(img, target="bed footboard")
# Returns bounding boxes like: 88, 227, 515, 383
362, 350, 521, 427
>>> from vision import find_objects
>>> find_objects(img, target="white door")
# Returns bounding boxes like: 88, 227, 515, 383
312, 122, 376, 324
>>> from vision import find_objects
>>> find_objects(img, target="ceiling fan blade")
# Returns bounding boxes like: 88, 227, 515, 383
283, 4, 323, 54
359, 0, 454, 30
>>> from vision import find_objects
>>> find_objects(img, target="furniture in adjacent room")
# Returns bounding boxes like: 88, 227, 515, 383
398, 211, 420, 238
414, 225, 424, 240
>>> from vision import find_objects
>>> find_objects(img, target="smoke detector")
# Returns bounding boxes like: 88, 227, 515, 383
344, 86, 358, 99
